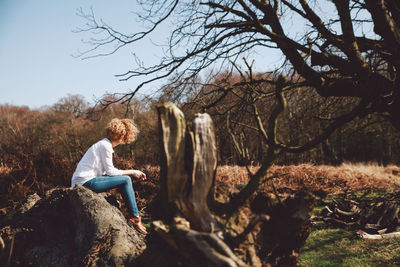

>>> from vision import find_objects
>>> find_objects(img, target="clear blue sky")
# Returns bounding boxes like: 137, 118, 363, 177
0, 0, 284, 109
0, 0, 167, 109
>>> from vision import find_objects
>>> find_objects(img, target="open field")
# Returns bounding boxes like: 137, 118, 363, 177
216, 163, 400, 266
216, 163, 400, 194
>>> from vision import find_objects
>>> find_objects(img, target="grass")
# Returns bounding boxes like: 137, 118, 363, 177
215, 164, 400, 266
142, 218, 153, 231
298, 226, 400, 267
299, 192, 400, 267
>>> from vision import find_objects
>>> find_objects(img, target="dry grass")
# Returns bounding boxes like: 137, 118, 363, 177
0, 163, 11, 175
216, 163, 400, 194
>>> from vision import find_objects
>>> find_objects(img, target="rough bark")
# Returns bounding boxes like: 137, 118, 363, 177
157, 102, 188, 208
153, 217, 246, 267
156, 102, 248, 265
158, 102, 218, 232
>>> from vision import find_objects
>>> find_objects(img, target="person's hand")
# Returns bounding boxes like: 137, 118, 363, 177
131, 170, 147, 180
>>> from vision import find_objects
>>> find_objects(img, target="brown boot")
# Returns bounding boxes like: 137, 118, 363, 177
129, 217, 148, 234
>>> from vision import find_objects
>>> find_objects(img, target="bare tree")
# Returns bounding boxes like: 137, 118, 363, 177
77, 0, 400, 129
75, 1, 400, 265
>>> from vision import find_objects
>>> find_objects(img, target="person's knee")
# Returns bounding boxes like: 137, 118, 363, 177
121, 175, 132, 184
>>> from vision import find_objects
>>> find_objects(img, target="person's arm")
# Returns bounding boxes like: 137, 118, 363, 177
99, 143, 124, 176
122, 169, 147, 180
102, 156, 146, 180
99, 142, 147, 180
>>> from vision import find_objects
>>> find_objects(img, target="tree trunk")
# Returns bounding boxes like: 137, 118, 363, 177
158, 102, 218, 232
155, 102, 315, 267
156, 102, 248, 265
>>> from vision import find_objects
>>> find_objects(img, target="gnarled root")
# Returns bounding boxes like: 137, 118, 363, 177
153, 217, 247, 267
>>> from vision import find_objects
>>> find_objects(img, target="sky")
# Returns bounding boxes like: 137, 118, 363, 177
0, 0, 284, 109
0, 0, 168, 109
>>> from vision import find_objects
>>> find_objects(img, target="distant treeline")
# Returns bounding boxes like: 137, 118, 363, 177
176, 73, 400, 167
0, 90, 399, 203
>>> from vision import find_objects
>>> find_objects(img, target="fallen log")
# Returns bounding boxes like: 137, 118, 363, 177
314, 191, 400, 234
357, 230, 400, 239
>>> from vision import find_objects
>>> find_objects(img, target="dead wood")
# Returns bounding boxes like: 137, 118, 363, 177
357, 230, 400, 239
158, 102, 218, 232
153, 217, 246, 267
155, 102, 315, 266
314, 191, 400, 234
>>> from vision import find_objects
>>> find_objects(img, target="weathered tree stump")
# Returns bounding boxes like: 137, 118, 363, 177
156, 102, 247, 266
158, 102, 218, 232
155, 102, 314, 267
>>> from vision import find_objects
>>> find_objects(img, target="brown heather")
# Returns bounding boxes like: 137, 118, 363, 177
0, 163, 11, 175
216, 163, 400, 194
2, 162, 400, 210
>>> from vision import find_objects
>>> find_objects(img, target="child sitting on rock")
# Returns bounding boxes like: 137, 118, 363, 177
71, 118, 148, 234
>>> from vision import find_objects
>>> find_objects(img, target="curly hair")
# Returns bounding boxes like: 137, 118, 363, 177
106, 118, 139, 144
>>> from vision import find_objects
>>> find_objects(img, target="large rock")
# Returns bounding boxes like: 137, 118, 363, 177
0, 185, 146, 266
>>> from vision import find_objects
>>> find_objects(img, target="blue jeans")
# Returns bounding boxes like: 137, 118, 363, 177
83, 175, 139, 217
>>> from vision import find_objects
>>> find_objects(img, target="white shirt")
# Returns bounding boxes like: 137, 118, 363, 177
71, 138, 124, 188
